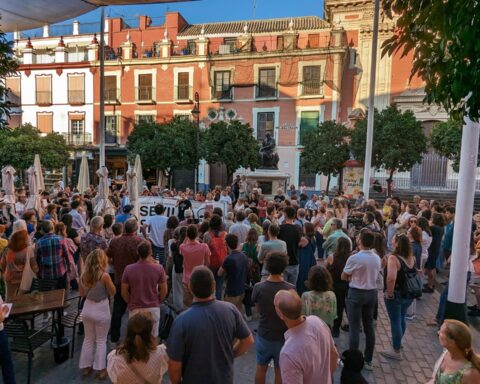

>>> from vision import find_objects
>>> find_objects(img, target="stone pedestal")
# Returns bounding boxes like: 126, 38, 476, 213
244, 169, 290, 199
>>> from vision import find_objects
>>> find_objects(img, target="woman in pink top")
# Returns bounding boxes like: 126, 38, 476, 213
179, 224, 210, 307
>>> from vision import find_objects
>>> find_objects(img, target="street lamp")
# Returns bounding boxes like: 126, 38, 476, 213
191, 92, 200, 193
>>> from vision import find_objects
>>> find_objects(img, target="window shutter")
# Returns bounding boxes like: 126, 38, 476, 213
69, 113, 84, 121
105, 75, 116, 90
37, 113, 53, 134
6, 77, 20, 105
178, 72, 189, 86
8, 114, 21, 128
36, 76, 52, 105
139, 74, 152, 87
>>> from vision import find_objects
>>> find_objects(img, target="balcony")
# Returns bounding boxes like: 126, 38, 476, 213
300, 81, 324, 97
174, 85, 192, 103
36, 91, 52, 106
212, 88, 233, 101
62, 132, 93, 146
104, 88, 120, 104
135, 86, 155, 104
7, 92, 21, 107
256, 85, 277, 99
68, 90, 85, 105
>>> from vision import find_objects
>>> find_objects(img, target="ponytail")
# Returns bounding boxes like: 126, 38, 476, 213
466, 349, 480, 372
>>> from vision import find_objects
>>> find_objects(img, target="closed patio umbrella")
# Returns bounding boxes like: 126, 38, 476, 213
134, 154, 144, 196
25, 165, 43, 216
77, 155, 90, 194
126, 166, 140, 220
94, 166, 114, 216
1, 165, 16, 206
33, 154, 45, 192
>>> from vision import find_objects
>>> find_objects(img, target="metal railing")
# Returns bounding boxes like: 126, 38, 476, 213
301, 81, 323, 96
370, 152, 480, 191
104, 88, 120, 103
256, 84, 277, 99
7, 92, 21, 106
61, 132, 93, 146
135, 86, 155, 102
36, 91, 52, 105
174, 85, 192, 101
212, 88, 233, 100
68, 90, 84, 105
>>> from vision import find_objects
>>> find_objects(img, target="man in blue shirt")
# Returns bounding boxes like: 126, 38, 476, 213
115, 205, 134, 224
167, 266, 253, 384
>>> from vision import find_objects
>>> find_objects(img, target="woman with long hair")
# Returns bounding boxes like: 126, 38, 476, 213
428, 319, 480, 383
79, 249, 116, 380
54, 222, 78, 289
326, 236, 351, 337
417, 217, 433, 270
381, 234, 416, 361
424, 213, 446, 293
0, 229, 38, 299
107, 312, 168, 384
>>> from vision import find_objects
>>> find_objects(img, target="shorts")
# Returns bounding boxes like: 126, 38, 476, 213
255, 334, 284, 367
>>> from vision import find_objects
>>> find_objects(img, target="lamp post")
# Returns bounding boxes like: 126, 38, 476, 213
191, 92, 200, 193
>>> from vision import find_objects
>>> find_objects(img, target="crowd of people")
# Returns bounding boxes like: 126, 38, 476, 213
0, 179, 480, 383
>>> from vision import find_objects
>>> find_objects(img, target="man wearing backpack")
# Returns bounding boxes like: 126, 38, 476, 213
341, 230, 381, 371
204, 215, 228, 300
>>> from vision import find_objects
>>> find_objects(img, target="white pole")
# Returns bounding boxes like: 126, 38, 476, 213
99, 7, 106, 168
362, 0, 380, 199
447, 115, 480, 307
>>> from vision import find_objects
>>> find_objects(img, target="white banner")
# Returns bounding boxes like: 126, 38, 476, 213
138, 197, 227, 225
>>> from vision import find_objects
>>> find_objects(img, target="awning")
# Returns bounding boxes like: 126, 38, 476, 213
0, 1, 195, 32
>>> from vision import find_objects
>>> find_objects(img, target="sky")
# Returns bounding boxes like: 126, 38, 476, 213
71, 0, 325, 26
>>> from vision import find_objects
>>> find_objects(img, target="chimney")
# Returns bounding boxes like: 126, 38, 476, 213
73, 20, 80, 35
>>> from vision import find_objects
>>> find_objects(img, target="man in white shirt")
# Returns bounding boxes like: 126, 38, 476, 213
341, 229, 381, 370
15, 193, 27, 219
219, 190, 232, 210
141, 203, 168, 267
228, 211, 251, 244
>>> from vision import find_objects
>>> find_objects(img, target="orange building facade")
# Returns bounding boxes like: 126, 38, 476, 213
9, 1, 450, 190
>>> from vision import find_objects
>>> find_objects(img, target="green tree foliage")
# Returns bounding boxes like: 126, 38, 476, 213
429, 119, 466, 172
350, 106, 427, 195
300, 120, 350, 192
201, 120, 260, 180
0, 124, 70, 170
126, 117, 199, 176
382, 1, 480, 121
0, 27, 19, 129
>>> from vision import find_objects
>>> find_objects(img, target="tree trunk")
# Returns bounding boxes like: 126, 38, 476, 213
326, 173, 331, 194
387, 169, 395, 196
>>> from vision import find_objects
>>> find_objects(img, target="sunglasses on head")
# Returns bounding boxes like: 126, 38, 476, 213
409, 219, 417, 223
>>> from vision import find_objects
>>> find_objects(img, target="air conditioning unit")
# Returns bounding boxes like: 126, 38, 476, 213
218, 45, 231, 54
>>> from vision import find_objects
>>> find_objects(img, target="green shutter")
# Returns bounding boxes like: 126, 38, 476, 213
299, 111, 319, 145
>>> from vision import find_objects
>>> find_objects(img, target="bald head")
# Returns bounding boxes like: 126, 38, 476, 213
274, 290, 302, 321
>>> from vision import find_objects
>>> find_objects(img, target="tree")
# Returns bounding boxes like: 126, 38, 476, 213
350, 105, 427, 195
0, 124, 70, 170
429, 119, 467, 172
126, 117, 199, 179
300, 120, 350, 192
201, 120, 260, 181
0, 26, 19, 129
382, 0, 480, 121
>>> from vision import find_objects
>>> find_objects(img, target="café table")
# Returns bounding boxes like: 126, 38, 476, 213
10, 289, 66, 347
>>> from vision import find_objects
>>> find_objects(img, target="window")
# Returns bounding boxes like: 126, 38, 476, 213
224, 38, 237, 52
299, 111, 319, 146
105, 115, 118, 144
257, 112, 275, 141
176, 72, 190, 100
277, 36, 284, 51
302, 66, 322, 96
308, 34, 320, 48
136, 115, 155, 124
37, 112, 53, 134
186, 40, 196, 54
137, 73, 153, 101
8, 114, 21, 128
35, 76, 52, 105
257, 68, 276, 98
68, 74, 85, 105
104, 75, 118, 102
6, 77, 20, 106
213, 71, 231, 99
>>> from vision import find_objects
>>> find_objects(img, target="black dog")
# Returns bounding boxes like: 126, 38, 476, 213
340, 349, 368, 384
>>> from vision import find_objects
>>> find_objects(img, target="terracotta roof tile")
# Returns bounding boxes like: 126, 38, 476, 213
177, 16, 329, 37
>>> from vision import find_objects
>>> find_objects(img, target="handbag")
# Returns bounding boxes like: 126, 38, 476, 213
20, 246, 37, 292
376, 270, 384, 291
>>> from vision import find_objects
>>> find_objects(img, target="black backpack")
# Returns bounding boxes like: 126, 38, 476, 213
158, 303, 177, 341
396, 256, 422, 299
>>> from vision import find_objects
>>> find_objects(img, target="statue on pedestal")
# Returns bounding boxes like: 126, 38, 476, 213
259, 132, 279, 169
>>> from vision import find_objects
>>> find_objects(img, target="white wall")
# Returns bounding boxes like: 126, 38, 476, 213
20, 67, 94, 136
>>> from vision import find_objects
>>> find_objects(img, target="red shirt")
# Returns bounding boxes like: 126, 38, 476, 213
107, 233, 144, 285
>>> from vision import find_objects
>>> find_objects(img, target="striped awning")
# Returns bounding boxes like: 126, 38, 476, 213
0, 1, 195, 32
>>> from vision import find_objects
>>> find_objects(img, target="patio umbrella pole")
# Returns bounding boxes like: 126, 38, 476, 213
99, 6, 106, 168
